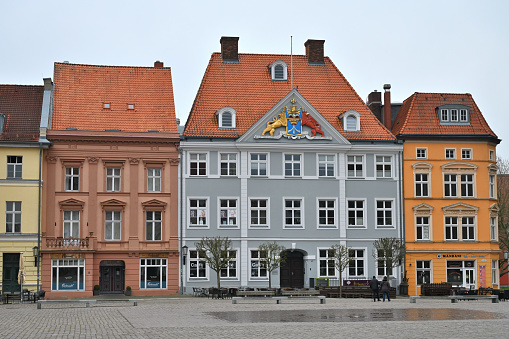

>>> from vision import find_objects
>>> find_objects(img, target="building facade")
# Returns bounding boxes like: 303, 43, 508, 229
180, 37, 404, 292
0, 83, 50, 294
390, 92, 500, 296
41, 62, 180, 298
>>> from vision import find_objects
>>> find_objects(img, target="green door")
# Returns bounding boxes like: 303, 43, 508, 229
2, 253, 20, 293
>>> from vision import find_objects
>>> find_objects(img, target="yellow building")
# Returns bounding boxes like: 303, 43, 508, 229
0, 83, 51, 294
391, 92, 500, 296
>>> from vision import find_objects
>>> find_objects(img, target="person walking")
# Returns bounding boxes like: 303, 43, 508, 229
369, 276, 380, 302
380, 276, 391, 302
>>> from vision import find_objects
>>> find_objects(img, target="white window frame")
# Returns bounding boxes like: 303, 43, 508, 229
106, 167, 121, 192
348, 248, 366, 278
284, 153, 302, 177
5, 201, 21, 233
270, 60, 288, 81
445, 216, 458, 241
450, 109, 459, 122
188, 249, 208, 280
492, 260, 499, 285
460, 109, 468, 122
347, 155, 364, 178
375, 199, 395, 229
216, 107, 237, 129
416, 148, 427, 159
65, 167, 80, 191
444, 174, 458, 197
249, 249, 268, 280
415, 173, 430, 197
441, 109, 449, 122
188, 197, 209, 228
317, 198, 337, 229
444, 216, 477, 241
491, 216, 497, 241
219, 152, 238, 176
63, 210, 80, 240
317, 154, 336, 177
416, 260, 432, 285
376, 249, 393, 277
341, 110, 361, 131
461, 216, 475, 241
460, 174, 474, 197
146, 210, 162, 241
189, 152, 208, 176
416, 216, 430, 241
140, 258, 167, 289
283, 198, 304, 229
218, 197, 239, 228
51, 258, 85, 291
249, 153, 268, 177
147, 168, 161, 192
489, 149, 495, 161
347, 199, 366, 229
461, 148, 472, 160
319, 248, 336, 277
489, 174, 496, 199
249, 198, 269, 229
220, 250, 238, 280
445, 148, 456, 160
6, 156, 22, 179
105, 210, 121, 241
376, 155, 393, 178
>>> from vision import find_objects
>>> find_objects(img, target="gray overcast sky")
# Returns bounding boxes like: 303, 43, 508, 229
2, 1, 507, 157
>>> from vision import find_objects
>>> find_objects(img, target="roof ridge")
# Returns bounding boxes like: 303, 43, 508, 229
54, 62, 171, 69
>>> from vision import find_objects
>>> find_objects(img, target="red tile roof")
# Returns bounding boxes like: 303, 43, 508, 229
184, 53, 395, 141
0, 85, 44, 142
391, 92, 497, 138
52, 62, 177, 133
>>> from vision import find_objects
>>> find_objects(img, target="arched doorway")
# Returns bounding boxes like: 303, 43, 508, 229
279, 250, 304, 288
99, 261, 125, 293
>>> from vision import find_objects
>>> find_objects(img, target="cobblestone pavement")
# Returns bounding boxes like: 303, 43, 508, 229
1, 297, 508, 338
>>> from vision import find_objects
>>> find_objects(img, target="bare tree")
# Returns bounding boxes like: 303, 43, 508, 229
329, 244, 352, 298
258, 241, 286, 288
498, 157, 509, 277
372, 238, 406, 280
195, 236, 234, 289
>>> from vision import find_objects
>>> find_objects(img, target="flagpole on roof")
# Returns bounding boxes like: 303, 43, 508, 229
290, 36, 293, 89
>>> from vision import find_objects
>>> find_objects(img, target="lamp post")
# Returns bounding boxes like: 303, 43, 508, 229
32, 246, 40, 267
181, 245, 188, 295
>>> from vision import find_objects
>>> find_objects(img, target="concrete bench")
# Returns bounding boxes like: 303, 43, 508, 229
232, 296, 287, 304
281, 290, 320, 297
236, 290, 276, 297
409, 295, 499, 304
37, 299, 139, 309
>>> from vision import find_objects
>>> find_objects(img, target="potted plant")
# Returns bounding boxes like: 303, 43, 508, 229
125, 286, 132, 296
93, 285, 100, 296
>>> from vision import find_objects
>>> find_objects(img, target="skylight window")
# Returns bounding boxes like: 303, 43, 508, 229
103, 103, 110, 109
128, 104, 134, 110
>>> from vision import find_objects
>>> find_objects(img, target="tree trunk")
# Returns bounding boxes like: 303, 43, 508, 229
339, 271, 343, 298
217, 270, 221, 289
269, 271, 272, 289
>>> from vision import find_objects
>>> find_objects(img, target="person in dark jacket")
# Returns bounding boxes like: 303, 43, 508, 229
380, 276, 391, 302
369, 276, 380, 302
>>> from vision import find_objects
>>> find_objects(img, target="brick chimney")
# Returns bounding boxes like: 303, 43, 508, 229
220, 36, 239, 62
383, 84, 392, 130
304, 39, 325, 64
154, 60, 164, 68
43, 78, 53, 90
367, 90, 382, 122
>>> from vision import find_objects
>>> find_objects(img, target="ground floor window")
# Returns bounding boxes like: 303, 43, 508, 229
51, 259, 85, 291
348, 249, 365, 277
250, 250, 267, 278
189, 250, 207, 279
446, 260, 475, 287
319, 249, 335, 277
140, 258, 167, 289
220, 250, 237, 279
416, 260, 431, 284
376, 249, 393, 277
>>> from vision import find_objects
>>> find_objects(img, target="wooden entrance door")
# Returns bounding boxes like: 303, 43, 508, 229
280, 251, 304, 288
2, 253, 20, 293
100, 261, 124, 293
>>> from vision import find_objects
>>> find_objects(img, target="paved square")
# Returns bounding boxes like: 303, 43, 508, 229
1, 297, 508, 338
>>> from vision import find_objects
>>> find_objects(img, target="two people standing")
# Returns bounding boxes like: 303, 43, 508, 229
369, 276, 391, 302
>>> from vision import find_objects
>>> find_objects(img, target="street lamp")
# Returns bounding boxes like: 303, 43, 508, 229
182, 245, 188, 265
504, 251, 508, 260
32, 246, 40, 267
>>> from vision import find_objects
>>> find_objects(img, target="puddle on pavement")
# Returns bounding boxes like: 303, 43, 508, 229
209, 308, 504, 323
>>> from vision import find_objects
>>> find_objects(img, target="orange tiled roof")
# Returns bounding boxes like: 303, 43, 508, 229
0, 85, 44, 142
52, 62, 177, 133
184, 53, 394, 141
392, 92, 497, 138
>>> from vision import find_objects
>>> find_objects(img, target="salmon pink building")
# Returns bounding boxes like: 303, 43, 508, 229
41, 61, 180, 298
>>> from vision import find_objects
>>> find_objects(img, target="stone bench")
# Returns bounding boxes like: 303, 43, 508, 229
236, 290, 276, 297
409, 295, 499, 303
232, 296, 326, 304
37, 299, 139, 309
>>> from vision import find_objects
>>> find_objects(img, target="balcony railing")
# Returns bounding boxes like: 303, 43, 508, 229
45, 237, 90, 250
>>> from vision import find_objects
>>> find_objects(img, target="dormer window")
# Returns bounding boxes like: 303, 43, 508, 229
438, 105, 470, 125
215, 107, 237, 129
269, 60, 288, 81
339, 110, 361, 132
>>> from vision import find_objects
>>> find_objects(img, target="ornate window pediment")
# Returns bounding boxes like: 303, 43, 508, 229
442, 202, 479, 216
59, 198, 85, 210
441, 161, 477, 173
412, 203, 434, 215
142, 199, 167, 211
100, 199, 126, 210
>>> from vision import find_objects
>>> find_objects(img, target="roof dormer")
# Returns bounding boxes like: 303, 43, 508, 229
215, 107, 237, 129
437, 104, 470, 125
269, 60, 288, 81
338, 110, 360, 132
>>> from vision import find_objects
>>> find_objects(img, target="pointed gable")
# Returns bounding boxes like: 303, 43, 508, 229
442, 202, 479, 215
392, 92, 498, 140
184, 39, 394, 142
52, 62, 177, 133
